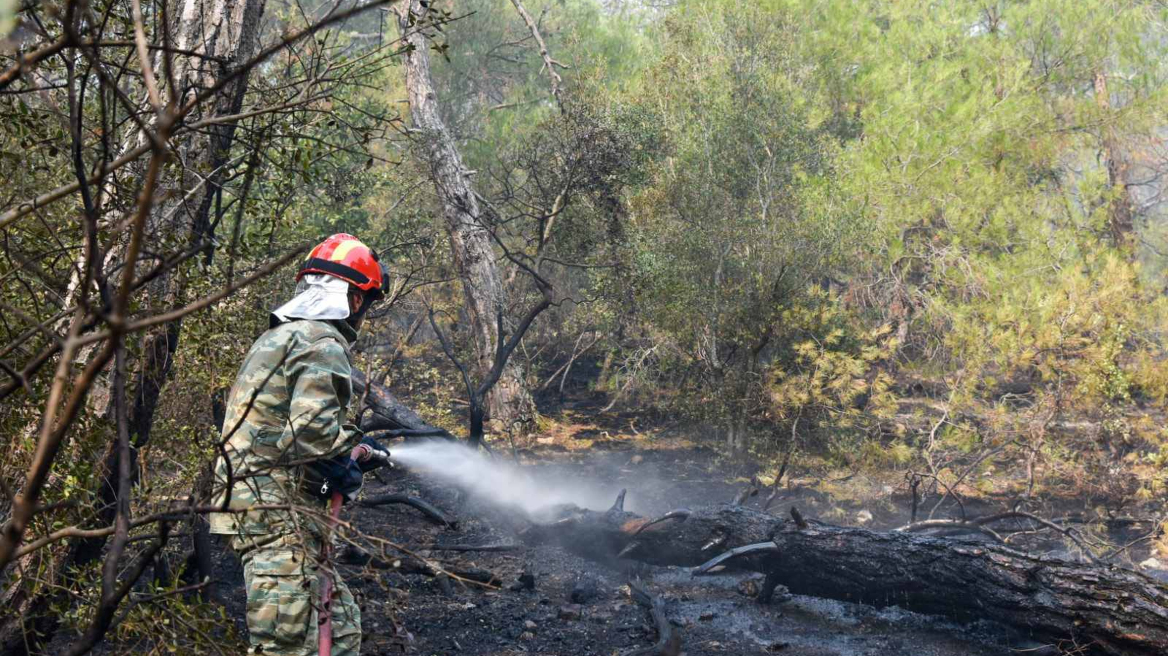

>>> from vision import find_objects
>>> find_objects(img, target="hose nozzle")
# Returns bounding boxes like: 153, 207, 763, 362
353, 440, 393, 470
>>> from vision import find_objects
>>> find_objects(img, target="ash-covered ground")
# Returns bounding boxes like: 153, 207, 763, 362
208, 444, 1036, 656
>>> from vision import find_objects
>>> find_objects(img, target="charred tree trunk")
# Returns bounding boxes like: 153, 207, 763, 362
393, 0, 537, 432
523, 502, 1168, 656
352, 366, 447, 436
87, 0, 268, 547
80, 0, 268, 570
118, 0, 267, 457
718, 523, 1168, 656
0, 548, 73, 656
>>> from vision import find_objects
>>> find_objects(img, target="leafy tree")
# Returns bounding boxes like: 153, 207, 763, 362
608, 0, 860, 451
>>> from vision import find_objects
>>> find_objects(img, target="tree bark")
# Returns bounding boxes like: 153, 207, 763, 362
1093, 69, 1137, 250
0, 548, 73, 656
0, 0, 266, 652
393, 0, 537, 432
351, 366, 453, 437
79, 0, 269, 570
121, 0, 267, 454
523, 501, 1168, 656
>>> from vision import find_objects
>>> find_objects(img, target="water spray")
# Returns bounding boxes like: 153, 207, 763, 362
389, 441, 626, 514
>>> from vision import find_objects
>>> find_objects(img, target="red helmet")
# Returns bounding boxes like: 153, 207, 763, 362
298, 234, 386, 298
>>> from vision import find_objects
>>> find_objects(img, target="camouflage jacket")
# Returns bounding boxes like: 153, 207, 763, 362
209, 317, 362, 535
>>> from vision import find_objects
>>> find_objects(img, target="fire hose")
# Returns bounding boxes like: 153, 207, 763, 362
319, 442, 391, 656
319, 477, 346, 656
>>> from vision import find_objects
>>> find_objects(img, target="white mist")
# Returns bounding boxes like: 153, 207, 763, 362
389, 441, 626, 514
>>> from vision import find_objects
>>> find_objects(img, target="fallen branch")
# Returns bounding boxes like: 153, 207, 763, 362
894, 519, 1005, 543
337, 546, 500, 587
352, 367, 451, 436
763, 420, 798, 511
426, 543, 524, 553
358, 494, 457, 528
896, 510, 1100, 564
631, 509, 691, 537
732, 476, 760, 505
692, 542, 778, 575
624, 578, 681, 656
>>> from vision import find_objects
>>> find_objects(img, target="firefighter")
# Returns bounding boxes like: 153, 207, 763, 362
210, 233, 391, 656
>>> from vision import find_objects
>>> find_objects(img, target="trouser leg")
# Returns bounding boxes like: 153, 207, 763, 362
329, 570, 362, 656
233, 533, 321, 656
232, 532, 363, 656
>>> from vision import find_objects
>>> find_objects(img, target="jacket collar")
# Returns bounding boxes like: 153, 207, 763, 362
329, 319, 359, 345
268, 314, 359, 345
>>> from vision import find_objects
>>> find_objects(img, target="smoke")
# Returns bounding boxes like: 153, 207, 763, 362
389, 441, 626, 514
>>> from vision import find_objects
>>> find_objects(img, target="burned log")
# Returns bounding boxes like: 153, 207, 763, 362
358, 494, 457, 529
696, 524, 1168, 656
523, 500, 1168, 656
352, 367, 454, 439
522, 503, 772, 566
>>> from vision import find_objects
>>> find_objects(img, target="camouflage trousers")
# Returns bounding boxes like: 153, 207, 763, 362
231, 532, 361, 656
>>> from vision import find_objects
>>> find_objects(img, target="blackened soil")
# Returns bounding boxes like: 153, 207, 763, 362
266, 445, 1025, 656
128, 439, 1157, 656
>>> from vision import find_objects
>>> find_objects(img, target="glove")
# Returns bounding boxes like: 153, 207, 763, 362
304, 455, 364, 503
354, 437, 392, 473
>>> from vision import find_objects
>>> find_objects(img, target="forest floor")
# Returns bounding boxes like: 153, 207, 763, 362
336, 444, 1013, 656
58, 372, 1163, 656
195, 387, 1164, 656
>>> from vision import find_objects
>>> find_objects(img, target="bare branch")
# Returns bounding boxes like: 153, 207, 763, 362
507, 0, 565, 108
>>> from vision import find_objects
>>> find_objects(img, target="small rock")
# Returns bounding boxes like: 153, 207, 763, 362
519, 631, 535, 641
856, 509, 873, 525
524, 620, 537, 630
737, 573, 767, 598
765, 584, 793, 605
590, 611, 613, 623
571, 576, 600, 604
629, 454, 644, 465
508, 570, 536, 592
1140, 557, 1164, 570
559, 604, 582, 621
699, 610, 717, 621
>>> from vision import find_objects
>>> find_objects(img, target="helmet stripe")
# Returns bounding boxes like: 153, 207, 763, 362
330, 239, 361, 262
